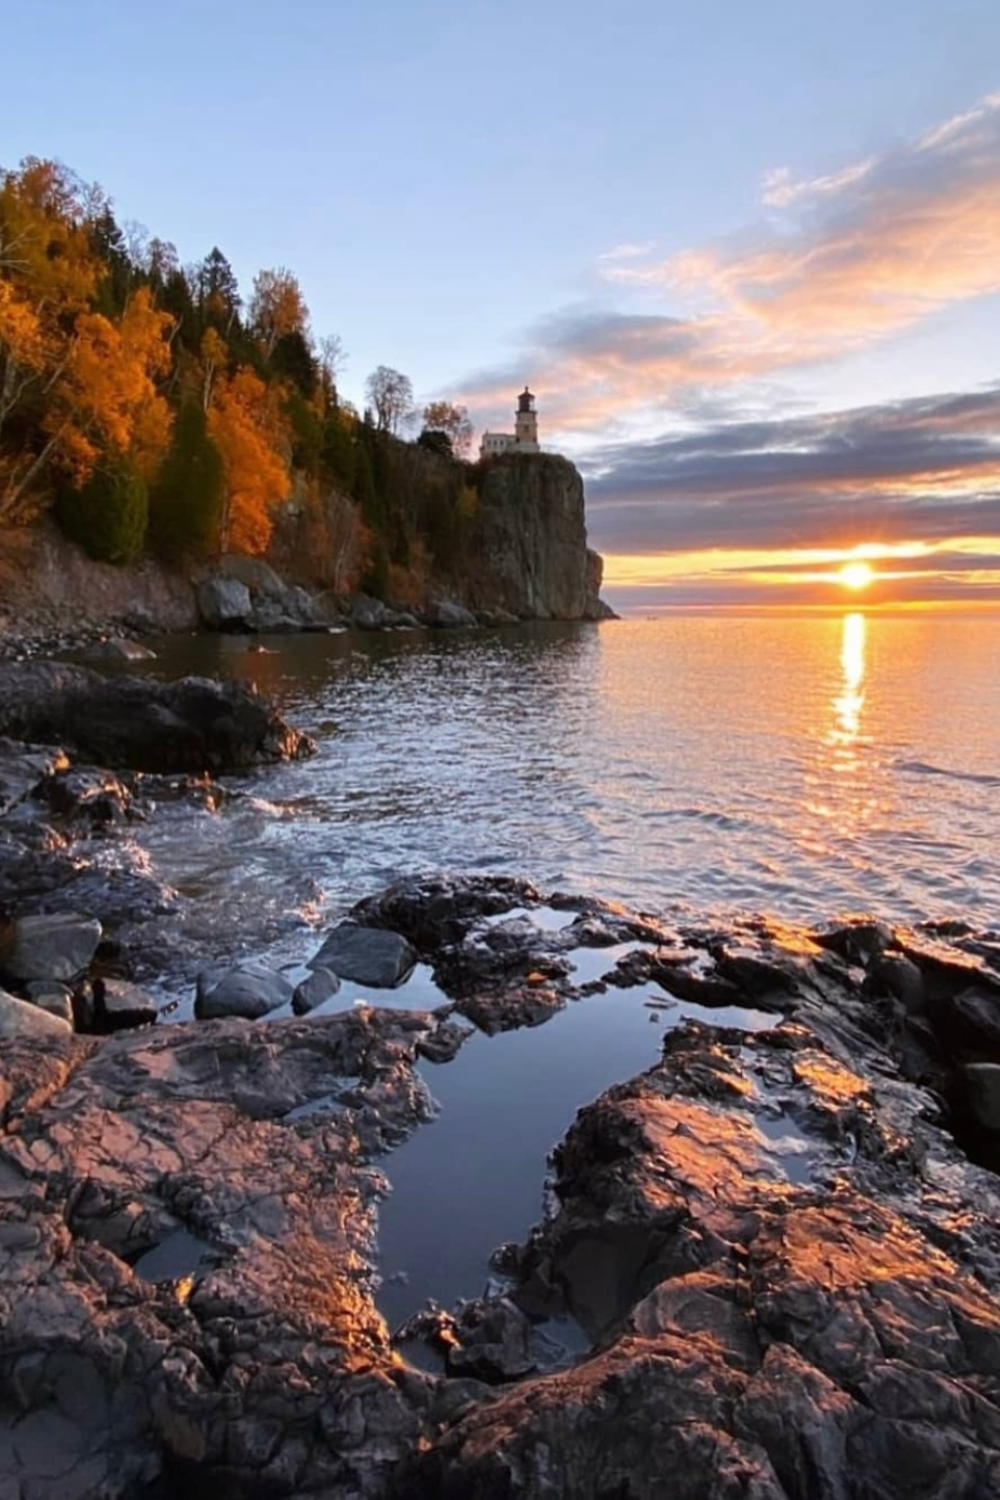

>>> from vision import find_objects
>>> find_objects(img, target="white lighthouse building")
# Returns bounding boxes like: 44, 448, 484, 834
479, 387, 540, 459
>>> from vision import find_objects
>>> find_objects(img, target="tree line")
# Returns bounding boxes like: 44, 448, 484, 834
0, 157, 479, 597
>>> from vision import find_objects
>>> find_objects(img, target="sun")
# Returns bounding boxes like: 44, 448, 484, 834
839, 559, 875, 592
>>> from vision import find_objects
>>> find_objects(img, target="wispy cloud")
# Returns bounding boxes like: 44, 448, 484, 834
458, 91, 1000, 438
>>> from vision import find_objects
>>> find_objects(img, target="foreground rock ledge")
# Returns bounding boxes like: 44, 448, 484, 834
4, 875, 1000, 1498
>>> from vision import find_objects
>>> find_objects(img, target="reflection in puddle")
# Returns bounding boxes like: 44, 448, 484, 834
132, 1228, 221, 1282
377, 978, 779, 1336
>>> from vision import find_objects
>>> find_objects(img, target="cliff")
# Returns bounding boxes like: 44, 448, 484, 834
462, 453, 610, 621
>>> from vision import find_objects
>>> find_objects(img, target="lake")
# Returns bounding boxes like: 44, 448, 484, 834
134, 610, 1000, 984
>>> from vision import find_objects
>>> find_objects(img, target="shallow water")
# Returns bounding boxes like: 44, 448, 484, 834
120, 611, 1000, 987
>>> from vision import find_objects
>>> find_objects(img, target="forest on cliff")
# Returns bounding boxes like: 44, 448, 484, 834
0, 157, 484, 601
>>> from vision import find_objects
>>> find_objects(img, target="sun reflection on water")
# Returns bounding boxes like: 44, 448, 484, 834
834, 612, 866, 745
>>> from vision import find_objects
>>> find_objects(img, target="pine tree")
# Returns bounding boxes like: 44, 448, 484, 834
55, 462, 148, 564
147, 400, 224, 562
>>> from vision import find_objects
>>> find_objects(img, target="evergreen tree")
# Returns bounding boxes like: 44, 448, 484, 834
147, 400, 224, 562
55, 463, 148, 564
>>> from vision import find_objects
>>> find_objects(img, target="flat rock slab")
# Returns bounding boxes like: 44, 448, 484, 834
0, 988, 73, 1039
195, 962, 294, 1020
310, 922, 418, 988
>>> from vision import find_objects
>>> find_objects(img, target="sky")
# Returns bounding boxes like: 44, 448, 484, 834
4, 0, 1000, 608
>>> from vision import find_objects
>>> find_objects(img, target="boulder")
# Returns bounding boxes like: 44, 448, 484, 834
428, 599, 478, 629
195, 962, 294, 1020
0, 662, 315, 773
24, 981, 74, 1027
196, 577, 253, 630
94, 978, 158, 1032
350, 594, 395, 630
0, 912, 101, 985
0, 988, 72, 1038
309, 922, 418, 988
292, 966, 341, 1015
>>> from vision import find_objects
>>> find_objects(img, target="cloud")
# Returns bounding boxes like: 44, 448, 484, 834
457, 91, 1000, 438
581, 382, 1000, 556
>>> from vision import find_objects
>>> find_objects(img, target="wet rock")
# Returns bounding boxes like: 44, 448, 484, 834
310, 921, 418, 988
0, 987, 73, 1038
0, 661, 315, 773
350, 873, 542, 951
85, 636, 157, 662
292, 965, 341, 1015
964, 1063, 1000, 1131
446, 1297, 535, 1383
866, 952, 927, 1012
351, 593, 396, 630
194, 961, 294, 1020
33, 764, 135, 826
811, 918, 895, 966
417, 1017, 475, 1064
0, 912, 102, 985
92, 977, 158, 1032
196, 576, 253, 630
428, 599, 478, 629
0, 737, 69, 813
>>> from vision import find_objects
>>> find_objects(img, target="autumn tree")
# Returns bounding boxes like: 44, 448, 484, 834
421, 400, 473, 459
208, 366, 290, 555
365, 365, 414, 435
249, 268, 308, 357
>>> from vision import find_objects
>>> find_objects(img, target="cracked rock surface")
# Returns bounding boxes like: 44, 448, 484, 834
5, 875, 1000, 1497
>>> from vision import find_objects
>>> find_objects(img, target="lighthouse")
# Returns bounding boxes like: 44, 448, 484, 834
514, 386, 539, 451
479, 386, 542, 458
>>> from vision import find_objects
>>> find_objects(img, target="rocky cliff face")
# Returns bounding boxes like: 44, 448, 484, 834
463, 454, 610, 621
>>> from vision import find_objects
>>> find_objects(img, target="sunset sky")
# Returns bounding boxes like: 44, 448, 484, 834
5, 0, 1000, 607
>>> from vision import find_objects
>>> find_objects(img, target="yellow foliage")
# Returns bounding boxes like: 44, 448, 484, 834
208, 367, 290, 555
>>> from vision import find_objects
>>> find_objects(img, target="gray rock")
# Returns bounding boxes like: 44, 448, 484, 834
95, 978, 158, 1031
350, 594, 394, 630
964, 1063, 1000, 1130
0, 912, 101, 985
309, 922, 417, 988
428, 599, 478, 629
196, 577, 253, 630
0, 988, 72, 1038
24, 981, 74, 1027
292, 966, 341, 1015
216, 554, 288, 601
195, 962, 294, 1020
86, 637, 157, 663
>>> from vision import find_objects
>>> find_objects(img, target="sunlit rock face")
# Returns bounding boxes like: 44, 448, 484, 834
462, 454, 609, 620
4, 877, 1000, 1497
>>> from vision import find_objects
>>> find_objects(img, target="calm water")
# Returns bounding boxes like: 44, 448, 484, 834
132, 611, 1000, 980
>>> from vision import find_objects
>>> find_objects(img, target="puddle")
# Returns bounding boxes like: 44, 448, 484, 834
481, 906, 578, 932
564, 941, 650, 987
753, 1109, 816, 1184
132, 1228, 221, 1282
377, 979, 780, 1337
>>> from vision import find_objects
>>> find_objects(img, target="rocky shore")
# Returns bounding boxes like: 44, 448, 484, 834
3, 667, 1000, 1497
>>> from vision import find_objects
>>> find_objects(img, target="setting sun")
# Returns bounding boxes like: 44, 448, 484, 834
839, 560, 876, 592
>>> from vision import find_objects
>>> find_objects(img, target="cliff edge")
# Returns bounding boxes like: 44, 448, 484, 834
464, 453, 612, 621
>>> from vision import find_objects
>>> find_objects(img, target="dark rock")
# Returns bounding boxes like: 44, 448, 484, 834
33, 764, 135, 826
0, 912, 102, 985
0, 737, 69, 813
351, 593, 395, 629
0, 662, 315, 773
310, 921, 418, 988
445, 1297, 535, 1383
92, 977, 158, 1032
964, 1063, 1000, 1130
194, 962, 294, 1020
23, 980, 74, 1026
291, 965, 341, 1015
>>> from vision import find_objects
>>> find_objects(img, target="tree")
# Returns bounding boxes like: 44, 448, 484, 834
318, 334, 346, 410
249, 267, 308, 358
147, 399, 224, 562
365, 365, 414, 435
422, 400, 473, 458
197, 247, 240, 331
207, 366, 289, 554
417, 428, 454, 458
55, 461, 147, 564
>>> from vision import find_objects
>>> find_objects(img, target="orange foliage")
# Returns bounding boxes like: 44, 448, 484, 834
208, 367, 290, 554
250, 267, 309, 356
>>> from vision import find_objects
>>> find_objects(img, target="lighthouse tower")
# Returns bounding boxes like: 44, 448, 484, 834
514, 387, 539, 452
